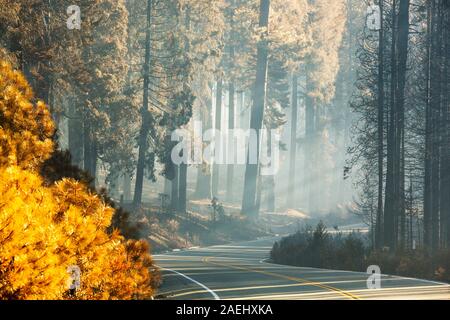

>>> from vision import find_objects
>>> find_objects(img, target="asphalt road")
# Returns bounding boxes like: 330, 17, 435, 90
154, 237, 450, 300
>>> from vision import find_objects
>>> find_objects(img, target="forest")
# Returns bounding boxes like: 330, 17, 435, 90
0, 0, 450, 299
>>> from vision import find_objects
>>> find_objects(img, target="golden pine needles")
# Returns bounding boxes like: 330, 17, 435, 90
0, 61, 155, 300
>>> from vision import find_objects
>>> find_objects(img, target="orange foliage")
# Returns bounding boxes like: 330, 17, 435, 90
0, 61, 156, 300
0, 61, 55, 170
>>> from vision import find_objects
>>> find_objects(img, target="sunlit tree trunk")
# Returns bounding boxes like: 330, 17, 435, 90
171, 165, 179, 211
226, 81, 235, 202
178, 5, 191, 214
212, 79, 223, 198
133, 0, 154, 208
304, 67, 315, 212
226, 3, 236, 203
194, 87, 213, 199
241, 0, 270, 217
239, 91, 248, 129
266, 128, 275, 212
287, 75, 298, 208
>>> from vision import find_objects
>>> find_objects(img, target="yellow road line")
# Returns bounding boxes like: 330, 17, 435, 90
202, 257, 361, 300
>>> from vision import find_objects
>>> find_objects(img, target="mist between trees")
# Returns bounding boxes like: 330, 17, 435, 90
0, 0, 449, 262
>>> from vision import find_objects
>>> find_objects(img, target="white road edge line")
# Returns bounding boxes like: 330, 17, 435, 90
161, 267, 220, 300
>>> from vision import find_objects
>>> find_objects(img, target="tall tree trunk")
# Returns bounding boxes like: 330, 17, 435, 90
226, 81, 235, 202
83, 121, 97, 187
110, 174, 119, 198
384, 0, 398, 250
6, 35, 23, 68
82, 124, 91, 175
171, 165, 179, 212
395, 0, 410, 250
305, 68, 315, 212
266, 128, 275, 212
194, 87, 213, 199
424, 0, 433, 250
443, 1, 450, 248
68, 115, 83, 167
407, 181, 414, 249
431, 104, 440, 253
195, 166, 211, 199
179, 161, 187, 213
375, 0, 385, 249
314, 105, 325, 212
239, 91, 248, 129
436, 0, 450, 249
212, 79, 223, 198
241, 0, 271, 217
164, 178, 171, 195
255, 165, 262, 215
226, 3, 236, 203
133, 0, 154, 208
123, 173, 132, 201
287, 75, 298, 208
429, 0, 442, 252
177, 6, 191, 214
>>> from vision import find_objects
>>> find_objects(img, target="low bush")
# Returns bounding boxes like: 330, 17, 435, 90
271, 221, 366, 271
271, 221, 450, 283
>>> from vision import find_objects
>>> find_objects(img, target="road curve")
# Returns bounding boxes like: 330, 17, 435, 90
154, 237, 450, 300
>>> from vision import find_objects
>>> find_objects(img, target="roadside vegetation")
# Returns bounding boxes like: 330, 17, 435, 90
271, 222, 450, 284
0, 61, 159, 299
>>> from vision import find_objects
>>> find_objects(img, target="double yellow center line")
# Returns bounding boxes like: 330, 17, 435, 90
202, 257, 361, 300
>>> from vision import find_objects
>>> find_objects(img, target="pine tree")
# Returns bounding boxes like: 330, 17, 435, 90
0, 61, 156, 300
